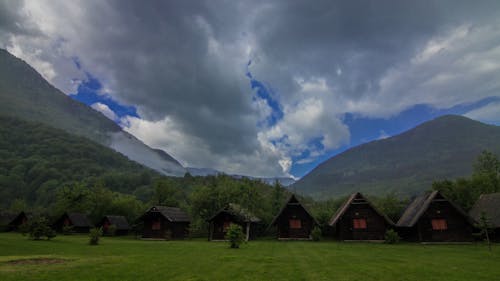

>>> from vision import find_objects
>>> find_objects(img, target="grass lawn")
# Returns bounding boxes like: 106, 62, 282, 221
0, 233, 499, 281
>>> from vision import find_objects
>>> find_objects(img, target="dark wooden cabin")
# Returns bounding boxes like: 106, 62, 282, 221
97, 215, 130, 236
269, 194, 318, 240
0, 211, 29, 231
53, 212, 92, 233
397, 191, 474, 242
329, 192, 395, 241
469, 193, 500, 242
139, 206, 190, 239
208, 203, 261, 241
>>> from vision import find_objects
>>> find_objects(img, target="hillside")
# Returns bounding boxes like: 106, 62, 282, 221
0, 49, 185, 176
293, 115, 500, 199
0, 115, 162, 208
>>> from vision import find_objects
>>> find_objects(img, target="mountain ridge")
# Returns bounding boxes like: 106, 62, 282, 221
0, 48, 186, 176
292, 115, 500, 199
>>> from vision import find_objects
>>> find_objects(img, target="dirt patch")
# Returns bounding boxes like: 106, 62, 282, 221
6, 258, 67, 265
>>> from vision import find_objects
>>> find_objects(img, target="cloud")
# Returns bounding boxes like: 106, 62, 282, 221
464, 101, 500, 125
1, 0, 500, 177
91, 102, 117, 121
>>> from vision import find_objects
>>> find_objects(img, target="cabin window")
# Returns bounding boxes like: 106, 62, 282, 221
223, 221, 231, 231
64, 218, 70, 226
289, 219, 302, 229
431, 219, 448, 230
353, 218, 367, 229
152, 220, 161, 230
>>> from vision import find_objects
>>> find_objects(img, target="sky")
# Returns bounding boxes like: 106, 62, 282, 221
1, 0, 500, 179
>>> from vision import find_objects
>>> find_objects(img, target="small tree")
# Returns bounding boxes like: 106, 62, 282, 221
477, 211, 492, 251
62, 225, 74, 235
107, 224, 117, 236
384, 229, 400, 244
89, 227, 103, 245
26, 216, 56, 240
311, 226, 322, 241
225, 224, 244, 248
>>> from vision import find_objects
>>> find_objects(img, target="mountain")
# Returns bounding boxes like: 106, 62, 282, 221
293, 115, 500, 199
0, 115, 161, 207
0, 49, 185, 176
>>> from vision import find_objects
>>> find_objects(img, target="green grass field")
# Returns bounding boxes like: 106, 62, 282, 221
0, 233, 499, 281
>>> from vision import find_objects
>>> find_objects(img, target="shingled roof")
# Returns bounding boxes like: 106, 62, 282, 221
66, 213, 92, 227
146, 206, 190, 222
329, 192, 394, 226
0, 212, 17, 226
208, 203, 261, 223
469, 193, 500, 228
103, 215, 130, 230
397, 190, 473, 227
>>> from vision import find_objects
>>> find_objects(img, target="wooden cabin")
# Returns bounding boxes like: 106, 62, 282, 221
397, 191, 474, 242
9, 211, 29, 231
53, 212, 92, 233
139, 206, 190, 239
208, 203, 261, 241
269, 194, 318, 240
329, 192, 395, 241
469, 193, 500, 242
97, 215, 130, 236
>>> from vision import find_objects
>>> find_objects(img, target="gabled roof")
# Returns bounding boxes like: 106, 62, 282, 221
66, 213, 92, 228
0, 212, 18, 226
329, 192, 394, 226
269, 194, 318, 226
397, 190, 474, 227
469, 193, 500, 228
103, 215, 130, 230
145, 206, 190, 222
208, 203, 261, 223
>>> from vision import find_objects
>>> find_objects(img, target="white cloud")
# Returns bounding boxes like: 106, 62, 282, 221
91, 102, 117, 121
464, 101, 500, 125
2, 1, 500, 177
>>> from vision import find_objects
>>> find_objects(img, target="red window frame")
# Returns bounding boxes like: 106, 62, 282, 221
431, 219, 448, 230
152, 220, 161, 230
353, 218, 367, 229
289, 219, 302, 229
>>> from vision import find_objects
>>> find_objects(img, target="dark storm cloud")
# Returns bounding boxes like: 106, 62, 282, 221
1, 0, 500, 176
250, 0, 500, 101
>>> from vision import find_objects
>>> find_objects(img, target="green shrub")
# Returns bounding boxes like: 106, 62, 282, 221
164, 230, 173, 240
107, 224, 117, 236
62, 225, 74, 235
89, 227, 103, 245
311, 226, 322, 241
384, 229, 400, 244
26, 216, 56, 240
225, 224, 245, 249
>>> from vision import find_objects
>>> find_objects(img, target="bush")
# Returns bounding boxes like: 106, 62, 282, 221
225, 224, 245, 248
311, 226, 322, 241
384, 229, 400, 244
89, 227, 103, 245
62, 225, 74, 235
26, 216, 56, 240
107, 224, 117, 236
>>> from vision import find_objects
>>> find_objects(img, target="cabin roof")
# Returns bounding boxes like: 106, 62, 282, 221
269, 194, 318, 226
397, 190, 473, 227
146, 206, 191, 222
0, 212, 17, 226
65, 212, 92, 228
469, 193, 500, 228
329, 192, 394, 226
103, 215, 130, 230
208, 203, 261, 223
